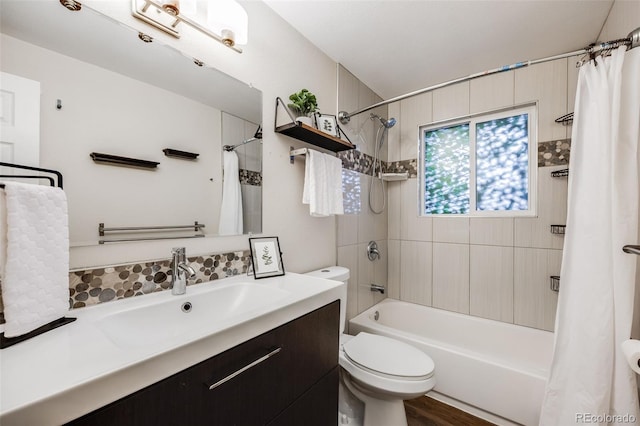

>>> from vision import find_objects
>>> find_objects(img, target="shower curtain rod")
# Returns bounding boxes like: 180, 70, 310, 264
338, 27, 640, 125
223, 137, 260, 152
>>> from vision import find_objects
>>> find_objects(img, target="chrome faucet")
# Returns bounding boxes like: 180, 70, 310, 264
171, 247, 196, 295
370, 284, 385, 294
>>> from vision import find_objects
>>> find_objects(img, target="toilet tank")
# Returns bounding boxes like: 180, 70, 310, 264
305, 266, 349, 333
305, 266, 350, 283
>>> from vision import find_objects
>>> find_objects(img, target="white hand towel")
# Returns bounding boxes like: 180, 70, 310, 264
218, 151, 243, 235
302, 149, 328, 217
323, 154, 344, 216
1, 182, 70, 337
302, 150, 344, 216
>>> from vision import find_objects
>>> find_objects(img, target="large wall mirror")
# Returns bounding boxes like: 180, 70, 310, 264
0, 0, 262, 246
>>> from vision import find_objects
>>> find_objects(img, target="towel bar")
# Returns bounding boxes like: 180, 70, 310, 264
0, 162, 64, 188
289, 147, 309, 164
0, 317, 76, 349
98, 221, 205, 243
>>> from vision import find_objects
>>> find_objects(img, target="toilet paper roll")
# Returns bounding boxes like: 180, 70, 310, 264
622, 339, 640, 375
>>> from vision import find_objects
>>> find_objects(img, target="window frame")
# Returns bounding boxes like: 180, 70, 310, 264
418, 103, 538, 218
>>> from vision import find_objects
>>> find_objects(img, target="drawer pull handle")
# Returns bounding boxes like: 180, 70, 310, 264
208, 347, 282, 390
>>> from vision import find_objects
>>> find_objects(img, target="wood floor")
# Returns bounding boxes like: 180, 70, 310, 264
404, 396, 496, 426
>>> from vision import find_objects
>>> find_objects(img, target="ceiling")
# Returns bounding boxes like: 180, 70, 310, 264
264, 0, 614, 100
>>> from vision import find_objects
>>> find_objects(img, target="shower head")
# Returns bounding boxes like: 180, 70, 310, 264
370, 113, 397, 129
384, 117, 397, 128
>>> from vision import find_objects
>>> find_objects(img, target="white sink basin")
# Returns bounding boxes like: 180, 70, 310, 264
96, 282, 289, 348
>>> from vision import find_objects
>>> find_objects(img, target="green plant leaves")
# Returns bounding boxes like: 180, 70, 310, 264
288, 88, 318, 116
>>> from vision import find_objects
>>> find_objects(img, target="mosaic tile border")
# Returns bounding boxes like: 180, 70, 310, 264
240, 169, 262, 186
538, 138, 571, 167
337, 150, 375, 176
384, 159, 418, 178
340, 138, 570, 178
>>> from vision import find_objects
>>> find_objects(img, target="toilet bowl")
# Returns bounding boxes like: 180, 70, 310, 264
305, 267, 436, 426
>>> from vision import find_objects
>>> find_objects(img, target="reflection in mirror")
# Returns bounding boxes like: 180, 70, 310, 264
0, 0, 262, 246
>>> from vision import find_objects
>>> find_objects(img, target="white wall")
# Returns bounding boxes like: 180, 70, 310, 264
33, 0, 339, 271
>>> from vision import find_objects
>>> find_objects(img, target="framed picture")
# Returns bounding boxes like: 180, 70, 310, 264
248, 236, 285, 279
315, 113, 339, 137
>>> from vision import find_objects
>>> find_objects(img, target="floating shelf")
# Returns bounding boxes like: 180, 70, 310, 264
275, 97, 355, 153
90, 152, 159, 169
551, 168, 569, 178
163, 148, 199, 160
550, 276, 560, 292
276, 121, 355, 152
550, 224, 566, 235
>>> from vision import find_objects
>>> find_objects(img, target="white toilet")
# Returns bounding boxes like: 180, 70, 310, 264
305, 267, 436, 426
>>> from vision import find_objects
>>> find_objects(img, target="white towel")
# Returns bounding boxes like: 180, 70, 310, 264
1, 182, 70, 337
218, 151, 243, 235
324, 154, 344, 216
302, 150, 343, 216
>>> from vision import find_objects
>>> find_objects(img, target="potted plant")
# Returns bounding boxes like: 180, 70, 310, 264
288, 89, 318, 126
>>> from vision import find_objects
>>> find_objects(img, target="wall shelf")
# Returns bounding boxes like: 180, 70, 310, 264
163, 148, 199, 160
90, 152, 159, 169
274, 97, 355, 153
380, 172, 408, 181
551, 168, 569, 178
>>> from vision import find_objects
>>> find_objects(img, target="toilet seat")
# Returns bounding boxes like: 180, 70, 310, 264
339, 332, 436, 398
343, 332, 434, 380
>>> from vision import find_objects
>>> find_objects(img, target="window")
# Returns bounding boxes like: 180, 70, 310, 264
419, 105, 537, 217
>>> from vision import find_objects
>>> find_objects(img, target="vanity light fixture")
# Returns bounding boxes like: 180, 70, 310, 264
59, 0, 82, 12
131, 0, 247, 53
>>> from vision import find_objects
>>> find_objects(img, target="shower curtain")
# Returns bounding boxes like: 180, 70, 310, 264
540, 46, 640, 425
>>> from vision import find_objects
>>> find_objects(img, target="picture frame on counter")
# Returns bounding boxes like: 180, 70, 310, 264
248, 236, 285, 279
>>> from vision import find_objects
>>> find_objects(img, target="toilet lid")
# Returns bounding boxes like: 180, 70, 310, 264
343, 332, 434, 379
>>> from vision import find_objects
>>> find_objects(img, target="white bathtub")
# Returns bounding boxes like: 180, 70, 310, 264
348, 299, 554, 426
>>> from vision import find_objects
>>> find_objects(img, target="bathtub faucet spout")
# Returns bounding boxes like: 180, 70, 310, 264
370, 284, 385, 294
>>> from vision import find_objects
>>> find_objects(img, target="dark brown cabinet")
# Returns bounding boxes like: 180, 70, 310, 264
67, 301, 340, 426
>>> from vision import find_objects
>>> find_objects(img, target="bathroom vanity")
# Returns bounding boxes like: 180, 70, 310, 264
0, 273, 345, 425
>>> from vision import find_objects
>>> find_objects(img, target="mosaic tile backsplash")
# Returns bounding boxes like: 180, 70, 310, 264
69, 250, 252, 308
0, 250, 251, 324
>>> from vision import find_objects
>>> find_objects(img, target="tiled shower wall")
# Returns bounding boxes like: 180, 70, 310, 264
338, 58, 578, 331
336, 65, 389, 324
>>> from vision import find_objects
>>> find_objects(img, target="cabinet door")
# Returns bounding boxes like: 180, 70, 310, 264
65, 372, 188, 426
268, 367, 339, 426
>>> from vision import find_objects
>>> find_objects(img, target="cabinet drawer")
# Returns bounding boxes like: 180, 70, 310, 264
187, 299, 339, 424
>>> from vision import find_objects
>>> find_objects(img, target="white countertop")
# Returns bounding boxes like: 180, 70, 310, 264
0, 272, 346, 426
